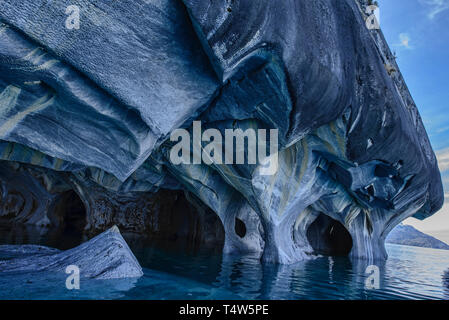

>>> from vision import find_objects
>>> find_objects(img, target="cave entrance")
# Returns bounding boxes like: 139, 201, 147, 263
49, 190, 87, 249
61, 190, 86, 235
143, 190, 225, 252
306, 213, 353, 256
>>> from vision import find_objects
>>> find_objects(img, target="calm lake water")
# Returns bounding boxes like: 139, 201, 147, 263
1, 239, 449, 300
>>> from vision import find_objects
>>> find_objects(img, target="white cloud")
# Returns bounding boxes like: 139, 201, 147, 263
436, 148, 449, 172
419, 0, 449, 19
399, 33, 411, 48
393, 33, 413, 49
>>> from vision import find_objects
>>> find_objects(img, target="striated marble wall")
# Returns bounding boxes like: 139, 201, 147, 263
0, 0, 443, 264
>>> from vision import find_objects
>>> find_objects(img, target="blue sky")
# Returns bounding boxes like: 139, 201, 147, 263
377, 0, 449, 233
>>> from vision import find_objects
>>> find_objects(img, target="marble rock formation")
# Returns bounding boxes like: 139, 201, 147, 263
0, 226, 143, 279
0, 0, 444, 264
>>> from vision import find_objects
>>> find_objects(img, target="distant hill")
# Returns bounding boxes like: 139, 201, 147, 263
386, 224, 449, 250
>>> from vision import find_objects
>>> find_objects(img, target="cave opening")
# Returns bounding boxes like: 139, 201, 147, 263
306, 213, 353, 256
235, 218, 246, 238
49, 190, 87, 249
143, 190, 225, 252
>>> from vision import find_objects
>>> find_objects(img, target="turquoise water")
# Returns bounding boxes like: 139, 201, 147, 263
1, 242, 448, 300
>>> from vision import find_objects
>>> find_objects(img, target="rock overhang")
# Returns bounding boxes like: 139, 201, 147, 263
0, 0, 444, 264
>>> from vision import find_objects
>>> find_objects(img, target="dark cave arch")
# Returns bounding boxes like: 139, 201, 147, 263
46, 190, 87, 249
147, 190, 225, 250
49, 190, 87, 239
306, 213, 353, 256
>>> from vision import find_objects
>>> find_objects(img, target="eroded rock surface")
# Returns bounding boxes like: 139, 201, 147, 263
0, 0, 444, 264
0, 226, 143, 279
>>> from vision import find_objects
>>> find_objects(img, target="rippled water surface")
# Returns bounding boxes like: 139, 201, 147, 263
0, 228, 448, 299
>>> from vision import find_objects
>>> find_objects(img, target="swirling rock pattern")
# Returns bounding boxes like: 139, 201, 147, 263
0, 0, 443, 264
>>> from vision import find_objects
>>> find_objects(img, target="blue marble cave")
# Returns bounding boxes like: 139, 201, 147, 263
0, 0, 444, 278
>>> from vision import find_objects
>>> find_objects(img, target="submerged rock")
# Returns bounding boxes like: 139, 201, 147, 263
0, 226, 143, 279
0, 245, 60, 260
0, 0, 444, 264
